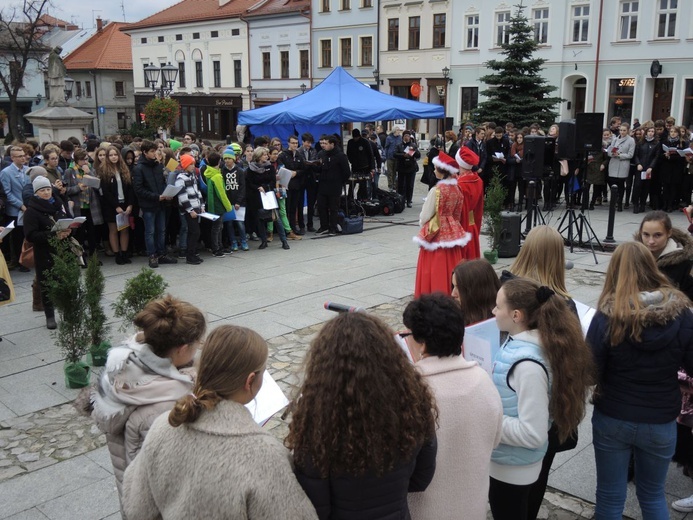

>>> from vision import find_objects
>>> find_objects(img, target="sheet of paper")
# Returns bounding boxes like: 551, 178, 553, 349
677, 147, 693, 157
115, 212, 129, 231
80, 175, 101, 189
277, 167, 293, 188
161, 184, 182, 198
394, 333, 415, 363
199, 212, 220, 221
166, 158, 179, 172
0, 221, 15, 240
463, 317, 501, 375
245, 371, 290, 425
233, 206, 246, 221
51, 217, 87, 231
494, 152, 504, 159
574, 300, 597, 337
261, 191, 279, 210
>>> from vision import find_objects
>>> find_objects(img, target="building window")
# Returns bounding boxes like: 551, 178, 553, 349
388, 18, 399, 51
213, 60, 221, 87
362, 0, 372, 6
75, 81, 82, 98
360, 36, 372, 66
115, 81, 125, 97
609, 78, 635, 122
460, 87, 479, 123
432, 14, 446, 48
157, 36, 164, 43
192, 32, 200, 39
117, 112, 127, 130
408, 17, 420, 50
571, 4, 590, 43
300, 49, 309, 78
657, 0, 677, 38
321, 39, 332, 67
496, 11, 511, 46
321, 0, 330, 12
340, 38, 352, 67
195, 61, 203, 87
85, 81, 92, 98
533, 8, 549, 44
176, 34, 182, 41
231, 28, 240, 36
211, 31, 218, 38
341, 0, 350, 9
234, 59, 242, 87
178, 62, 186, 88
140, 37, 147, 44
618, 1, 638, 40
262, 52, 271, 78
280, 51, 289, 78
466, 14, 479, 49
683, 79, 693, 130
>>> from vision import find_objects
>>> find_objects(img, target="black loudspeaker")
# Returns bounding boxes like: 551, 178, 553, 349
558, 120, 577, 159
498, 211, 522, 258
522, 136, 556, 179
445, 117, 454, 131
576, 112, 604, 153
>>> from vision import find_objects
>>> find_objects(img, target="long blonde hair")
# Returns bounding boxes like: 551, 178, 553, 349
509, 226, 570, 298
598, 242, 679, 345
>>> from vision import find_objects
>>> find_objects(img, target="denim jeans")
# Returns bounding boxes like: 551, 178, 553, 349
142, 209, 166, 257
225, 220, 246, 247
178, 212, 189, 252
592, 409, 676, 520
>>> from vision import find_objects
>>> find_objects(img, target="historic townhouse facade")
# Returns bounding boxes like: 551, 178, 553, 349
122, 0, 255, 139
449, 0, 693, 130
311, 0, 379, 89
378, 0, 450, 136
245, 0, 311, 107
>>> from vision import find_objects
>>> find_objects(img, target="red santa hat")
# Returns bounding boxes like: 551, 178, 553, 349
456, 147, 479, 170
431, 151, 459, 175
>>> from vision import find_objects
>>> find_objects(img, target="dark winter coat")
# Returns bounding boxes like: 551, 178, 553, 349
635, 138, 660, 172
634, 227, 693, 302
23, 195, 70, 275
279, 149, 306, 190
295, 437, 437, 520
317, 148, 351, 197
222, 165, 246, 206
246, 161, 276, 209
132, 156, 167, 211
394, 140, 421, 175
464, 139, 487, 173
587, 290, 693, 424
99, 173, 135, 222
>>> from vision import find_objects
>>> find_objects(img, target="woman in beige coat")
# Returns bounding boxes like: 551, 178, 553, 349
403, 293, 503, 520
123, 325, 317, 520
91, 296, 206, 516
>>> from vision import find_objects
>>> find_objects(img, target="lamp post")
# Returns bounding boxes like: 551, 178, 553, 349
64, 76, 74, 101
441, 66, 452, 133
247, 84, 254, 108
300, 83, 307, 94
35, 93, 43, 105
143, 62, 179, 98
372, 68, 382, 91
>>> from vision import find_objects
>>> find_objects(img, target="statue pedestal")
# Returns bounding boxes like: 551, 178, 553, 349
25, 106, 95, 142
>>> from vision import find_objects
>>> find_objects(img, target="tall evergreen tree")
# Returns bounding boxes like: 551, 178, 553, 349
475, 1, 563, 128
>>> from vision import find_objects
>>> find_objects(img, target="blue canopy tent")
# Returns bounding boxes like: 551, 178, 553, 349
238, 67, 445, 143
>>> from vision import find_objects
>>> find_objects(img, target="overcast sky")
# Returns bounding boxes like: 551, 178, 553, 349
47, 0, 179, 28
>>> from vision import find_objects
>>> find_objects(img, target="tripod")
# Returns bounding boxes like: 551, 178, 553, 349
556, 155, 604, 264
522, 180, 546, 237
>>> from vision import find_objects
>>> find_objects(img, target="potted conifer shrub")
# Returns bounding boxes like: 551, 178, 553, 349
46, 236, 91, 388
112, 267, 168, 332
84, 254, 110, 366
482, 168, 508, 264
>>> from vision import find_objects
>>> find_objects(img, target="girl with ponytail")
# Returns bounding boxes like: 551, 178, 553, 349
123, 325, 317, 520
489, 278, 594, 520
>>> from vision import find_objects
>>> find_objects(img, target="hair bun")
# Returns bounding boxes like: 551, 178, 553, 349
536, 286, 555, 304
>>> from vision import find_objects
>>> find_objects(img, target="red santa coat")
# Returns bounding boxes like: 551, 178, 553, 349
457, 172, 484, 259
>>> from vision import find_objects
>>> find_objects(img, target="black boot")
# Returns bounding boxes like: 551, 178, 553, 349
259, 240, 268, 250
45, 310, 57, 330
282, 241, 290, 250
115, 251, 125, 265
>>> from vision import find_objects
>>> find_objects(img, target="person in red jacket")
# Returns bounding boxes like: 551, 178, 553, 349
456, 147, 484, 259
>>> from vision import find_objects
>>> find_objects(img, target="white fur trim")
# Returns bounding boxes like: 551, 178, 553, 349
432, 155, 459, 175
413, 232, 472, 251
437, 178, 458, 185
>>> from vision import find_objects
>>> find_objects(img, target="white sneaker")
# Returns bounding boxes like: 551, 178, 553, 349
672, 495, 693, 512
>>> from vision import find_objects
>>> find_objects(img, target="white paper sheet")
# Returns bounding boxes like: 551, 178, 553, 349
261, 191, 279, 210
463, 317, 502, 375
0, 221, 15, 240
51, 216, 87, 231
574, 300, 597, 337
80, 175, 101, 189
233, 206, 246, 221
245, 371, 290, 425
199, 212, 220, 221
161, 184, 183, 198
115, 213, 129, 231
277, 167, 293, 188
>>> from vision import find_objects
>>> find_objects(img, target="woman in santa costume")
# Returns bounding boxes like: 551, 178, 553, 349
456, 147, 484, 260
413, 151, 471, 297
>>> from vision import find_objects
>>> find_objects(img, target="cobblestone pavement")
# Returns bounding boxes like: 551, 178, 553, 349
0, 293, 599, 519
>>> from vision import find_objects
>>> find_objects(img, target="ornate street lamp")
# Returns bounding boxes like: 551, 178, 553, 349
144, 62, 179, 98
64, 76, 74, 101
247, 84, 254, 108
300, 83, 307, 94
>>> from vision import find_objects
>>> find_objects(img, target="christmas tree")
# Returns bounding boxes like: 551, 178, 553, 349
475, 1, 563, 128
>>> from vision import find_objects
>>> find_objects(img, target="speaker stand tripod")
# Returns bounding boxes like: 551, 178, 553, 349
556, 161, 604, 264
521, 180, 546, 237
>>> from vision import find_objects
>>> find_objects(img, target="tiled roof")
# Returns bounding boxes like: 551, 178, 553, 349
39, 14, 78, 30
63, 22, 132, 70
121, 0, 259, 31
245, 0, 310, 17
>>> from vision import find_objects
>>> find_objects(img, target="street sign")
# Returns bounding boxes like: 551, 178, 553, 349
98, 106, 105, 114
